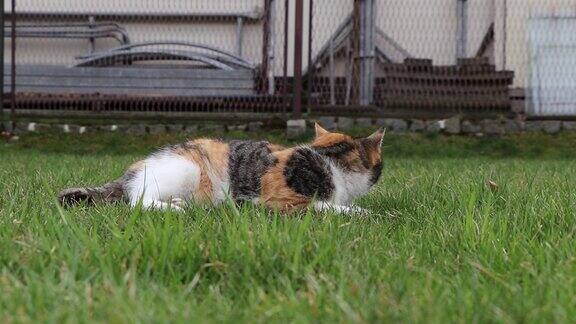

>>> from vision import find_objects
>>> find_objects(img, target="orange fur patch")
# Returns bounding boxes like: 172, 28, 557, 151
267, 143, 285, 153
260, 149, 310, 212
175, 139, 230, 203
312, 133, 353, 148
313, 133, 367, 171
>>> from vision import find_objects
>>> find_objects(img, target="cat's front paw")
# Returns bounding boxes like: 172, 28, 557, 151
348, 206, 371, 216
169, 198, 187, 210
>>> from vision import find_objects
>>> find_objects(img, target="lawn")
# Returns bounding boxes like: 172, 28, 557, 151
1, 131, 575, 323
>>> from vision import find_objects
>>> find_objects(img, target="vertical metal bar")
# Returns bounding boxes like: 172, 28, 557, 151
0, 0, 5, 128
282, 0, 289, 110
10, 0, 16, 119
88, 16, 96, 54
293, 0, 304, 118
345, 39, 352, 106
351, 0, 361, 105
502, 0, 507, 70
236, 17, 244, 57
306, 0, 313, 111
266, 0, 276, 95
456, 0, 468, 59
359, 0, 375, 106
329, 38, 335, 105
261, 0, 272, 94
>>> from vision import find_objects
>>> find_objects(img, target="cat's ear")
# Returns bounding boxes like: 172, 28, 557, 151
315, 123, 330, 138
367, 128, 386, 150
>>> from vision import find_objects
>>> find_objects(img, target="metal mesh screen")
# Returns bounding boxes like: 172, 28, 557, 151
4, 0, 576, 124
3, 0, 289, 122
306, 0, 514, 117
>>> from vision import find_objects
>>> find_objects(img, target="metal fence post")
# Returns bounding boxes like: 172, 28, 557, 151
10, 0, 16, 120
306, 0, 313, 113
260, 0, 272, 94
282, 0, 289, 111
358, 0, 375, 106
0, 0, 4, 130
293, 0, 304, 118
456, 0, 468, 59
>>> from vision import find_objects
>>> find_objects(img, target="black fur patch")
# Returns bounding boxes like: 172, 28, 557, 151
229, 141, 278, 200
284, 148, 334, 200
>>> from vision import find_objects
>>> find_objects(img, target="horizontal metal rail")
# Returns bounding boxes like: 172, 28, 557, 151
6, 10, 264, 22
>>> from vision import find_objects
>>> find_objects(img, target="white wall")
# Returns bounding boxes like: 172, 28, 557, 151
8, 20, 263, 66
376, 0, 458, 65
497, 0, 576, 87
6, 0, 265, 66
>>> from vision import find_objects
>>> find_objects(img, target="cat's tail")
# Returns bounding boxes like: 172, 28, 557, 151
58, 178, 126, 207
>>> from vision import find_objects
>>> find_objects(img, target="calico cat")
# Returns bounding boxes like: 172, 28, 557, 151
59, 124, 384, 215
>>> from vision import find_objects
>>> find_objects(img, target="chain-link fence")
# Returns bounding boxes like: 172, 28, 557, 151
2, 0, 576, 125
2, 0, 289, 123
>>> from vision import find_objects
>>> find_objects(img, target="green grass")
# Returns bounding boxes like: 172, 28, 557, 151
1, 132, 575, 323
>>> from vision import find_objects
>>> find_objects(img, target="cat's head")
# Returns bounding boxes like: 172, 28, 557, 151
311, 123, 384, 187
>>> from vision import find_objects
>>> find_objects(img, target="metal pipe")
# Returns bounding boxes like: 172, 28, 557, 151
88, 16, 96, 54
456, 0, 468, 59
236, 17, 244, 57
267, 0, 276, 95
293, 0, 304, 118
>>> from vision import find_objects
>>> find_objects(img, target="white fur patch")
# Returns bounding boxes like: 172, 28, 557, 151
326, 161, 372, 206
126, 151, 201, 208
